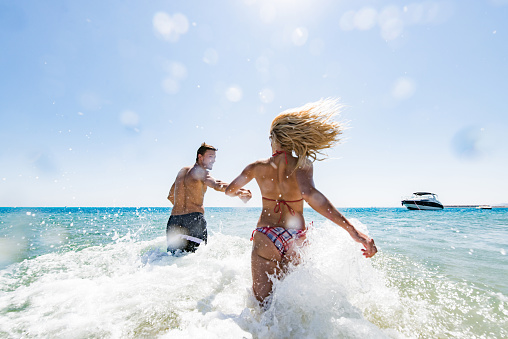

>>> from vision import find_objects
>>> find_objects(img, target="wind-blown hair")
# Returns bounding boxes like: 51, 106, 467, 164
270, 98, 345, 169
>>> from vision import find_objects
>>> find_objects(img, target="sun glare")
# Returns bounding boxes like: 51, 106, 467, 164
245, 0, 320, 21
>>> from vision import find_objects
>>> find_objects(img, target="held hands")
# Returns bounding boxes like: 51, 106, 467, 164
361, 238, 377, 258
238, 189, 252, 203
218, 182, 229, 191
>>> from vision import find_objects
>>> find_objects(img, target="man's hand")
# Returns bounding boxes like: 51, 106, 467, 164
238, 189, 252, 203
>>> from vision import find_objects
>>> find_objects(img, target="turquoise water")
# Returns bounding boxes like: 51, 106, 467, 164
1, 207, 507, 338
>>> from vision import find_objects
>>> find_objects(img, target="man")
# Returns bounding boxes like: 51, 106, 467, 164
167, 142, 251, 253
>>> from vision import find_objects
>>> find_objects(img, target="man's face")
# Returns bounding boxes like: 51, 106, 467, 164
200, 150, 216, 170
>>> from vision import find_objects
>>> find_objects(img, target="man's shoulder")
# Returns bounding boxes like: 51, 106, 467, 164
186, 165, 207, 181
177, 166, 192, 174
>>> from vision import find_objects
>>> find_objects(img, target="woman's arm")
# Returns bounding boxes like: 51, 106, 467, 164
206, 174, 252, 202
296, 164, 377, 258
225, 163, 256, 198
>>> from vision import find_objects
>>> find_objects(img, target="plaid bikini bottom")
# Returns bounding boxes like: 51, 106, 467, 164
252, 226, 306, 257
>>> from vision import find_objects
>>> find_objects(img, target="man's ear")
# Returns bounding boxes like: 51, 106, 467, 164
197, 154, 203, 163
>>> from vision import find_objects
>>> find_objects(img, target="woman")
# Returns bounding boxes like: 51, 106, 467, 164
225, 99, 377, 304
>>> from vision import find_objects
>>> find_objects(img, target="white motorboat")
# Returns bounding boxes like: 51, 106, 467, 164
401, 192, 444, 210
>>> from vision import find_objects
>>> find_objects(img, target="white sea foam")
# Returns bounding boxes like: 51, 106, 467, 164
1, 216, 506, 338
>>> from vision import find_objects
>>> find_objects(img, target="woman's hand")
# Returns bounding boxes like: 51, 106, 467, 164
238, 189, 252, 203
361, 238, 377, 258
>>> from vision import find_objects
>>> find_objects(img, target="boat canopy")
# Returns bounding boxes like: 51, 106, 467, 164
413, 192, 436, 196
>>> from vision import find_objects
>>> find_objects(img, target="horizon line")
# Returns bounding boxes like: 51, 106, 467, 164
1, 205, 507, 209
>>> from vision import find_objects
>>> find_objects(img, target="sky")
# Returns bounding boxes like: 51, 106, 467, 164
0, 0, 507, 208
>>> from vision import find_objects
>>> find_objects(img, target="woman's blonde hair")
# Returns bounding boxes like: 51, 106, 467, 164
270, 98, 345, 169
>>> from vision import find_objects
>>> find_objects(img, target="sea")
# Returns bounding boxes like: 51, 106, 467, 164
0, 207, 506, 339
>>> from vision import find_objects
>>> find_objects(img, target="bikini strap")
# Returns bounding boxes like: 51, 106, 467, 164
262, 197, 304, 222
272, 150, 288, 164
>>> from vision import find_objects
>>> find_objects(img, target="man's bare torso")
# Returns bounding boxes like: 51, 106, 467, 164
170, 165, 208, 215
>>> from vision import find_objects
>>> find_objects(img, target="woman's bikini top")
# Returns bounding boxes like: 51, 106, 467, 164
262, 150, 303, 222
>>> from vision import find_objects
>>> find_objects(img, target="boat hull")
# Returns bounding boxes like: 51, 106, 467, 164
402, 200, 444, 210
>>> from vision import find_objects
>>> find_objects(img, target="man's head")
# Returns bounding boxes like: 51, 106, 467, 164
196, 142, 218, 170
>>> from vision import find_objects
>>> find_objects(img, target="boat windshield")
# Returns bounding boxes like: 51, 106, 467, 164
413, 193, 437, 199
401, 193, 439, 200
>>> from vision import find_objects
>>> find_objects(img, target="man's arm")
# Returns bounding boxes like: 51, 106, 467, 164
204, 175, 228, 192
296, 164, 377, 258
168, 167, 190, 206
167, 182, 175, 205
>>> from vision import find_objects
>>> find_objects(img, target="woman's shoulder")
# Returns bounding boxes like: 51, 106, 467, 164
295, 160, 314, 176
239, 158, 271, 175
243, 158, 275, 176
249, 158, 272, 167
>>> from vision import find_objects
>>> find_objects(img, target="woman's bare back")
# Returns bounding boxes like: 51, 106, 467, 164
254, 153, 306, 229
